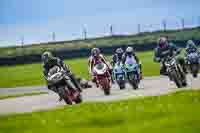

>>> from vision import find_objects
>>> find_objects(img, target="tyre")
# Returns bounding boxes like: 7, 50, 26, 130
104, 88, 110, 95
191, 64, 199, 78
101, 78, 111, 96
182, 81, 187, 87
171, 72, 182, 88
58, 87, 72, 105
119, 84, 125, 90
131, 80, 138, 90
193, 73, 198, 78
128, 74, 138, 90
118, 80, 125, 90
74, 94, 82, 104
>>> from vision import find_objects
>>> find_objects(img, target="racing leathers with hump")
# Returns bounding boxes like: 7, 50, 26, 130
154, 37, 186, 75
88, 48, 112, 87
111, 48, 126, 83
185, 40, 199, 55
185, 40, 200, 77
42, 52, 82, 96
112, 48, 124, 66
122, 47, 143, 79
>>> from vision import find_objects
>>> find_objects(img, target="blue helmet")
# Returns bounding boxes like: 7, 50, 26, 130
187, 40, 195, 48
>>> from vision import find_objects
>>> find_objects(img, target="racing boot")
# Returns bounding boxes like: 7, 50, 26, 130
139, 63, 143, 80
69, 74, 83, 92
160, 66, 168, 76
109, 69, 115, 83
48, 85, 63, 102
178, 65, 187, 87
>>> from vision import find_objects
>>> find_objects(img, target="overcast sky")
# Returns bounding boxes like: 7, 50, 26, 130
0, 0, 200, 46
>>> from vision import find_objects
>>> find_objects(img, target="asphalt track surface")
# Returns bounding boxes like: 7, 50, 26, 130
0, 75, 199, 115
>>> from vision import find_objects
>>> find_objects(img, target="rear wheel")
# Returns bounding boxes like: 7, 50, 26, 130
58, 87, 72, 105
74, 94, 82, 104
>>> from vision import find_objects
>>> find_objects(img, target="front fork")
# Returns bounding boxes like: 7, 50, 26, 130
177, 64, 186, 82
96, 73, 111, 87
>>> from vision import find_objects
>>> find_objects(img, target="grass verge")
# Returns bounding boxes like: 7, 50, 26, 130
0, 90, 200, 133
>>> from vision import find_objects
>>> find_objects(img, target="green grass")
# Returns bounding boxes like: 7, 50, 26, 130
0, 92, 47, 100
0, 51, 160, 88
0, 90, 200, 133
1, 27, 200, 57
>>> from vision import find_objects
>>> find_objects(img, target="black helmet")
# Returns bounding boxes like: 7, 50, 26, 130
91, 48, 100, 57
116, 48, 124, 56
41, 51, 54, 63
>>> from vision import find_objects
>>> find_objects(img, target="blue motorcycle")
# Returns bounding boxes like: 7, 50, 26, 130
186, 52, 199, 78
124, 58, 140, 89
113, 61, 126, 89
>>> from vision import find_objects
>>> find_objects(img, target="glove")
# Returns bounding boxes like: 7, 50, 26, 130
154, 57, 161, 62
47, 85, 58, 93
69, 74, 83, 92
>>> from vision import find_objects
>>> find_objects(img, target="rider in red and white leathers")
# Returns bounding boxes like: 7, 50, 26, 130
88, 48, 112, 86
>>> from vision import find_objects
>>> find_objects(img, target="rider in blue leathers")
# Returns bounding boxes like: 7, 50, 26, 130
185, 40, 199, 55
122, 47, 142, 79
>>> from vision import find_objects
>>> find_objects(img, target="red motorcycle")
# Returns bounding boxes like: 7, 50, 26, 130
93, 63, 112, 95
47, 66, 82, 105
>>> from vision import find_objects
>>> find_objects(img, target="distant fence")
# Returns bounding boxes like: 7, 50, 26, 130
0, 40, 200, 66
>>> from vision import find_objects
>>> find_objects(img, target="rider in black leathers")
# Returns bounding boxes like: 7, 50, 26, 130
42, 51, 82, 95
112, 48, 124, 66
154, 37, 186, 75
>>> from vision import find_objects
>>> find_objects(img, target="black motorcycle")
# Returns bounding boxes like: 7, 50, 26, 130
164, 56, 187, 88
47, 66, 82, 105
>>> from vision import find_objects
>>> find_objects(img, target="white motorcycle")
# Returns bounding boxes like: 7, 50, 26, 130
93, 63, 112, 95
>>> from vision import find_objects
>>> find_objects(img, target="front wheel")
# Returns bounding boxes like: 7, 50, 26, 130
170, 71, 182, 88
104, 89, 110, 95
130, 80, 138, 90
191, 64, 199, 78
119, 83, 125, 90
193, 73, 198, 78
128, 73, 138, 89
117, 80, 125, 90
100, 78, 111, 96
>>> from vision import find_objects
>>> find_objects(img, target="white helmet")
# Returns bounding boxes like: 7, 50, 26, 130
126, 47, 133, 55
